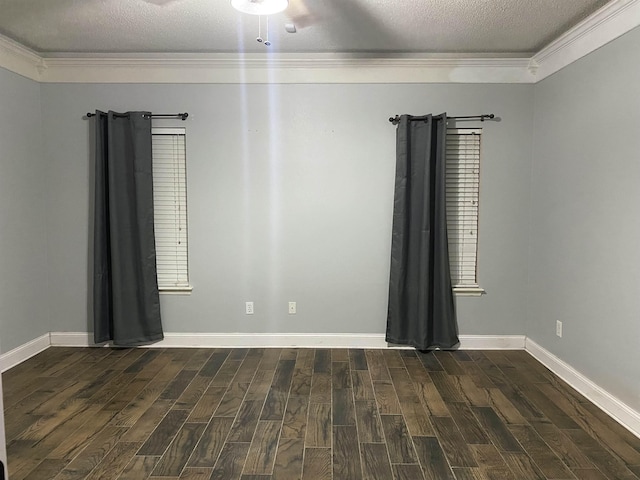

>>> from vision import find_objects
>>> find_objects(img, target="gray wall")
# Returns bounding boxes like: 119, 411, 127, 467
0, 68, 49, 354
529, 26, 640, 411
41, 83, 533, 337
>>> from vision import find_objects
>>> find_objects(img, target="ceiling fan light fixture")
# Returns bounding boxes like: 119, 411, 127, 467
231, 0, 288, 16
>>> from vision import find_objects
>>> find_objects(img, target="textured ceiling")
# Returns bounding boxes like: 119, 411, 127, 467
0, 0, 611, 56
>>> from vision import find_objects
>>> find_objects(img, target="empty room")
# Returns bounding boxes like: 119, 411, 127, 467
1, 0, 639, 478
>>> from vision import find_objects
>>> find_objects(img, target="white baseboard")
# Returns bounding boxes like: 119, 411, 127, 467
525, 338, 640, 439
49, 332, 94, 347
458, 335, 525, 350
48, 332, 524, 350
0, 333, 50, 372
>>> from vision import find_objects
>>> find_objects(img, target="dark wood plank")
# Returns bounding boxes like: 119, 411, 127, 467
399, 395, 434, 436
414, 381, 450, 417
198, 350, 229, 378
564, 428, 638, 480
333, 388, 356, 426
309, 373, 331, 404
138, 409, 189, 455
84, 441, 141, 480
354, 400, 384, 443
518, 384, 579, 429
436, 352, 466, 375
373, 382, 401, 415
120, 398, 174, 442
186, 416, 234, 468
538, 382, 640, 465
352, 370, 375, 401
485, 388, 528, 425
302, 448, 331, 480
289, 367, 312, 396
174, 374, 211, 410
281, 395, 309, 439
305, 403, 331, 447
501, 452, 546, 480
243, 420, 282, 475
187, 385, 227, 423
55, 426, 129, 478
431, 416, 478, 467
508, 424, 575, 479
210, 442, 250, 480
118, 456, 158, 480
365, 350, 391, 383
214, 381, 251, 417
572, 468, 613, 479
6, 347, 640, 480
333, 425, 363, 480
528, 420, 595, 470
332, 361, 351, 390
470, 444, 510, 469
22, 459, 68, 480
471, 406, 524, 453
332, 349, 349, 362
229, 399, 266, 442
245, 369, 275, 401
152, 422, 207, 477
380, 415, 417, 463
382, 350, 405, 369
272, 437, 304, 480
413, 436, 455, 480
361, 443, 393, 480
349, 349, 368, 370
403, 357, 433, 385
393, 464, 427, 480
452, 467, 489, 480
180, 467, 215, 479
389, 367, 416, 398
431, 371, 465, 403
415, 351, 444, 372
447, 402, 490, 444
314, 349, 331, 374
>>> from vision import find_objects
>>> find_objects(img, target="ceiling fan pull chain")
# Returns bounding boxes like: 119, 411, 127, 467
257, 15, 263, 43
265, 16, 271, 46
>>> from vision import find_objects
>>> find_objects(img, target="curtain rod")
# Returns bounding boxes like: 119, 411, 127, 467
86, 112, 189, 121
388, 114, 494, 125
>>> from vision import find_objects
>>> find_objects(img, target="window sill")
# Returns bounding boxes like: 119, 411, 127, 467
159, 285, 193, 295
453, 286, 485, 297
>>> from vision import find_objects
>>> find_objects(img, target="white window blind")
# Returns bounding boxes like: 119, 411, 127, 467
152, 127, 190, 291
446, 128, 481, 288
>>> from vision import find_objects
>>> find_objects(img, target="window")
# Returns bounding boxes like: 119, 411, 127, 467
152, 127, 191, 292
446, 128, 483, 295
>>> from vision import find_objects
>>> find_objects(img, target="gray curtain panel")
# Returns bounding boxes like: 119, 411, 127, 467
386, 114, 459, 350
93, 110, 164, 346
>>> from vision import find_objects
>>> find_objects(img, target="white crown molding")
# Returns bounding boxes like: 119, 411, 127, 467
35, 55, 533, 84
531, 0, 640, 81
1, 1, 637, 84
0, 34, 44, 82
0, 333, 50, 372
526, 339, 640, 439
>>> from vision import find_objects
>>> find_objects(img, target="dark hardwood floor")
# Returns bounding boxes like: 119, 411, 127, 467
3, 346, 640, 479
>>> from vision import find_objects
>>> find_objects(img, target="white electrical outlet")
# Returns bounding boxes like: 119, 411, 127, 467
246, 301, 254, 315
288, 301, 296, 314
556, 320, 562, 337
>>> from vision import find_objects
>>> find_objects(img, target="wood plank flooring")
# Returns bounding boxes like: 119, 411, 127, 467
3, 347, 640, 479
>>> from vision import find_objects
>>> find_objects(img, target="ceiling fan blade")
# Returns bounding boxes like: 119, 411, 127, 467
286, 0, 318, 29
140, 0, 182, 5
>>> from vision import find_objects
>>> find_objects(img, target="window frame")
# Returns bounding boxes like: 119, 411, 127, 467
151, 126, 192, 294
446, 127, 485, 296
